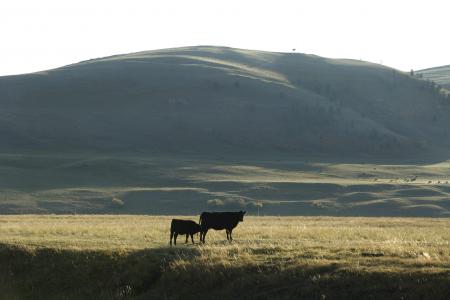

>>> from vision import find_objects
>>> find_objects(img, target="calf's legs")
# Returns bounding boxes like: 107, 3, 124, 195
171, 231, 197, 246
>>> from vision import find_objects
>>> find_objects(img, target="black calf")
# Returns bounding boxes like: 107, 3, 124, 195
170, 219, 201, 246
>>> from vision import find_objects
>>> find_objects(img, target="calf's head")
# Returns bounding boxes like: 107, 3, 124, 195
193, 223, 201, 234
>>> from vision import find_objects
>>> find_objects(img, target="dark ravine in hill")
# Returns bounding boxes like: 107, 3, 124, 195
1, 46, 449, 159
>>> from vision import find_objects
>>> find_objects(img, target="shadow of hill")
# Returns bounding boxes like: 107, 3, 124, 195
0, 243, 200, 300
1, 243, 449, 300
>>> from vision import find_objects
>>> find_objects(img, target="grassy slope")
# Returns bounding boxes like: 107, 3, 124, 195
0, 215, 449, 299
0, 46, 449, 158
1, 46, 450, 216
1, 154, 449, 216
418, 65, 450, 90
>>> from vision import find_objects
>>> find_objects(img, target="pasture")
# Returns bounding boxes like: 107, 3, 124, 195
1, 215, 449, 299
1, 154, 450, 217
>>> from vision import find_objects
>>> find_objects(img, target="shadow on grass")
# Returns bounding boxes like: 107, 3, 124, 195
0, 243, 200, 300
142, 260, 450, 300
1, 243, 449, 300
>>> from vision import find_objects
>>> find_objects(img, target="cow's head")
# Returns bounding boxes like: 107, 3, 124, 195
238, 210, 246, 221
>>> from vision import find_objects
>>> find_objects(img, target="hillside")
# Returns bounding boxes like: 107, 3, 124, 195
1, 154, 450, 216
1, 46, 449, 159
417, 65, 450, 90
1, 46, 450, 216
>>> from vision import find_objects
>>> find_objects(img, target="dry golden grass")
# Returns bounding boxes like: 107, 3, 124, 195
1, 215, 449, 299
1, 215, 449, 267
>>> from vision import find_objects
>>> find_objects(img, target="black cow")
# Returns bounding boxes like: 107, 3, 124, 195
199, 211, 246, 243
170, 219, 201, 246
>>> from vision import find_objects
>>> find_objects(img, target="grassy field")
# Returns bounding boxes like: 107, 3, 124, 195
0, 215, 449, 299
1, 154, 450, 217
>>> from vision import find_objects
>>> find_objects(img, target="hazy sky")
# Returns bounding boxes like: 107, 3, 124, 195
1, 0, 448, 76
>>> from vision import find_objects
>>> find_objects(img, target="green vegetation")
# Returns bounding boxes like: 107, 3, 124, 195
0, 215, 449, 299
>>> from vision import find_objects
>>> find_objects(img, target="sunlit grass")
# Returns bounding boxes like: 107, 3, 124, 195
1, 215, 449, 299
1, 215, 449, 265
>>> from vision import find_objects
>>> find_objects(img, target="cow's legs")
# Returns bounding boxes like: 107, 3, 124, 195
170, 231, 174, 246
185, 234, 189, 243
229, 229, 233, 241
190, 234, 195, 244
200, 226, 207, 243
202, 229, 209, 243
226, 229, 230, 241
174, 233, 178, 245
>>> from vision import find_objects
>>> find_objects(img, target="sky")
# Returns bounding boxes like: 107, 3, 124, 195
1, 0, 449, 76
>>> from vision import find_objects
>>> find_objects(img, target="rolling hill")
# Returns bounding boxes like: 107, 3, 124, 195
1, 46, 450, 216
417, 65, 450, 90
1, 46, 449, 159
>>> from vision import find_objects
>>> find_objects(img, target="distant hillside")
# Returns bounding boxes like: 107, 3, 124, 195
1, 46, 450, 159
417, 65, 450, 90
1, 48, 450, 216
